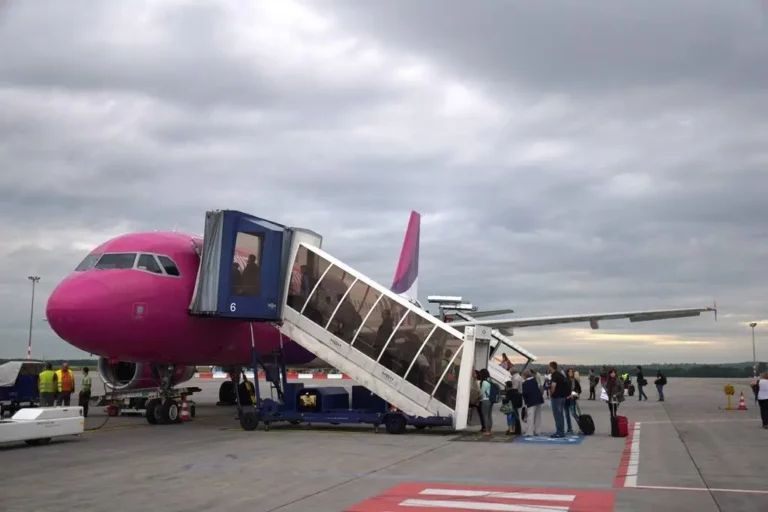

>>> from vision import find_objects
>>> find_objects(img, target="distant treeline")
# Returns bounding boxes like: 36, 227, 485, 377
2, 359, 764, 378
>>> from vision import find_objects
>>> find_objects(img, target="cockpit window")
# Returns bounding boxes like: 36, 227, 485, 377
94, 253, 137, 270
157, 256, 180, 276
137, 254, 163, 274
75, 254, 101, 272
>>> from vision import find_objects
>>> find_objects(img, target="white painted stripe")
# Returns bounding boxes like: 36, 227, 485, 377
400, 499, 569, 512
633, 485, 768, 495
419, 489, 575, 502
327, 374, 343, 379
641, 418, 755, 425
297, 373, 314, 379
624, 422, 641, 488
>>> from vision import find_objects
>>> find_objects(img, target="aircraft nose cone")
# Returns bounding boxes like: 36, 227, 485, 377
46, 273, 111, 343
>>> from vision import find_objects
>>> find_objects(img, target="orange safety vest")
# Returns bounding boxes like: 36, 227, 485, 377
55, 369, 74, 392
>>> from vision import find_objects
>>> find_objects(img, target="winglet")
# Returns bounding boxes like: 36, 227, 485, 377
391, 211, 420, 305
713, 300, 718, 322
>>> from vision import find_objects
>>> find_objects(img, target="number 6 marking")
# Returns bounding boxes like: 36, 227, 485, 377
230, 302, 237, 312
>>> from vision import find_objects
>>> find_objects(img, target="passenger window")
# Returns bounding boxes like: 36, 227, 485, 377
75, 253, 101, 271
157, 256, 180, 276
94, 253, 137, 270
354, 296, 408, 362
231, 232, 264, 297
137, 254, 163, 274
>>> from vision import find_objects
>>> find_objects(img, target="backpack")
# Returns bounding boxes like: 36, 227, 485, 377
489, 381, 501, 403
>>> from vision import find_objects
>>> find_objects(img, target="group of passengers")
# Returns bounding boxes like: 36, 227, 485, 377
472, 365, 546, 438
474, 357, 665, 438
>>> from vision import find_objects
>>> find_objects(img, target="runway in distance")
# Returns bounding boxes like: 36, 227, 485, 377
45, 210, 716, 402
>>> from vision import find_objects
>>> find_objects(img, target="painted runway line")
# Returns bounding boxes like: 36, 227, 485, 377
347, 483, 615, 512
631, 485, 768, 495
613, 421, 639, 488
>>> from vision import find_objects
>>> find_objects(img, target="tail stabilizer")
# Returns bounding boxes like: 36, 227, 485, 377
391, 210, 420, 306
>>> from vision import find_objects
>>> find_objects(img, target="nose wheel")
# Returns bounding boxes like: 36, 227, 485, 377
145, 398, 182, 425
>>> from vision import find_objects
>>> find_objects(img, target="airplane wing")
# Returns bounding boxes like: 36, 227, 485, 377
446, 306, 717, 332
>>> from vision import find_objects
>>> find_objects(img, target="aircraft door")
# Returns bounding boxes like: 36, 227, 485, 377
219, 212, 285, 321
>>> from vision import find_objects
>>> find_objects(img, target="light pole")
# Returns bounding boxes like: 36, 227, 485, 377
27, 276, 40, 360
749, 322, 758, 378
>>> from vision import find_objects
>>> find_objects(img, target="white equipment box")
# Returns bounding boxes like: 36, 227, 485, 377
0, 407, 85, 446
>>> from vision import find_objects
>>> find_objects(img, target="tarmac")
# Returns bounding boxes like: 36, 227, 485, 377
1, 376, 766, 512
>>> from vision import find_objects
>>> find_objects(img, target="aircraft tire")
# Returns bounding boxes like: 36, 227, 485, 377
159, 399, 180, 424
145, 398, 161, 425
218, 381, 237, 405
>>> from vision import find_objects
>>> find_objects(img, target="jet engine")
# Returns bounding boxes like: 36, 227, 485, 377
96, 357, 196, 391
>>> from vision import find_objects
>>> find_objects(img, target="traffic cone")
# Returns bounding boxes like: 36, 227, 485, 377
181, 396, 191, 421
738, 392, 748, 411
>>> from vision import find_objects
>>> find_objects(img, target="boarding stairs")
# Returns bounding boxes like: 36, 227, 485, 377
450, 311, 538, 388
188, 210, 480, 430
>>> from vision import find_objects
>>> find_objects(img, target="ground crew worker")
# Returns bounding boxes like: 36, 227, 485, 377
79, 366, 92, 417
55, 362, 75, 406
38, 363, 56, 406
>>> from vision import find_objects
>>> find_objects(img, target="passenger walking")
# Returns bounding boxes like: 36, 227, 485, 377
470, 370, 484, 431
654, 371, 667, 401
500, 353, 512, 371
522, 369, 544, 436
636, 366, 648, 401
508, 369, 524, 435
586, 370, 595, 400
55, 362, 75, 406
38, 363, 56, 407
549, 361, 570, 438
79, 367, 92, 417
479, 368, 493, 437
605, 368, 624, 418
754, 371, 768, 429
565, 368, 582, 434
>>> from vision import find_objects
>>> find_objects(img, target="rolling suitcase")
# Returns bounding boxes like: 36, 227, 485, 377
573, 401, 595, 435
610, 414, 628, 438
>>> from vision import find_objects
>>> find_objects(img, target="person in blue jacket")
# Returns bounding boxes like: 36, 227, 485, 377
522, 369, 544, 436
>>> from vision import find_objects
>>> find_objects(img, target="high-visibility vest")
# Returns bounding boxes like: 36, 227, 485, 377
38, 370, 56, 394
55, 369, 74, 392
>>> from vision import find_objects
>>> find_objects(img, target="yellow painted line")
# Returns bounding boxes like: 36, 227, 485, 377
85, 423, 149, 433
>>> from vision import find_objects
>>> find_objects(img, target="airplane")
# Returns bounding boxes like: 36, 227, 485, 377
45, 210, 716, 424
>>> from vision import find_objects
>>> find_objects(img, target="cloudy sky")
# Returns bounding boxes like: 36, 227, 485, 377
1, 0, 767, 364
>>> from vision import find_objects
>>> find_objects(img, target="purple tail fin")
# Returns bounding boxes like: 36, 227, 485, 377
391, 211, 420, 304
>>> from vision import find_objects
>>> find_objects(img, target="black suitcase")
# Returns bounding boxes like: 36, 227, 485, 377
573, 401, 595, 435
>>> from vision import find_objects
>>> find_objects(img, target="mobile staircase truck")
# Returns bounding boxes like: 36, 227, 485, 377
188, 210, 494, 434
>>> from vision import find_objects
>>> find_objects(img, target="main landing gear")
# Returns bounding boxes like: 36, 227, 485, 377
218, 380, 237, 406
145, 364, 189, 425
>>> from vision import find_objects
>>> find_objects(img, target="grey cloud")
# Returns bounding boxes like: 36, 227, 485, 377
0, 0, 766, 363
328, 0, 768, 96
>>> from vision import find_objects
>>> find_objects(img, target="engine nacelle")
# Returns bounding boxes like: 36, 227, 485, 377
96, 358, 196, 391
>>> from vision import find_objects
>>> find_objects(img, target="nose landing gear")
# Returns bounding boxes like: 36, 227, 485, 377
144, 364, 189, 425
146, 398, 182, 424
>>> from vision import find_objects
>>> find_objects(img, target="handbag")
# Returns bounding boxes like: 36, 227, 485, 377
600, 387, 609, 402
